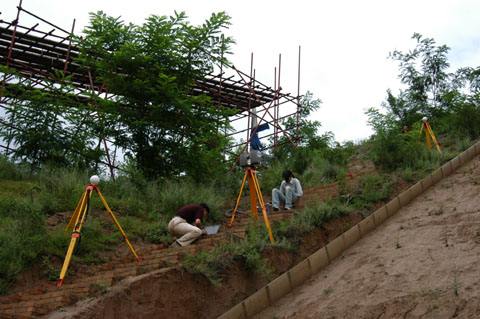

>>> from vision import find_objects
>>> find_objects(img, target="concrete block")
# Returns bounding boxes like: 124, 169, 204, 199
441, 162, 453, 177
266, 273, 292, 303
431, 168, 443, 184
398, 189, 414, 207
466, 146, 476, 160
472, 143, 480, 156
289, 259, 312, 288
218, 302, 246, 319
450, 156, 461, 170
410, 182, 423, 198
458, 151, 468, 164
372, 206, 387, 226
325, 235, 345, 261
421, 175, 433, 191
385, 197, 401, 217
342, 225, 361, 249
308, 248, 329, 274
244, 288, 269, 317
358, 214, 376, 236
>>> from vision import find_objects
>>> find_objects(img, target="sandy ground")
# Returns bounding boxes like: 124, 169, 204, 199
256, 156, 480, 319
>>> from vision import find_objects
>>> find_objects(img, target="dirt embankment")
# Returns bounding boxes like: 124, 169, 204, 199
256, 156, 480, 318
45, 214, 361, 319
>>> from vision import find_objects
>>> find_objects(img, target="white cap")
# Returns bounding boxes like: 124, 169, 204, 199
422, 116, 428, 122
90, 175, 100, 185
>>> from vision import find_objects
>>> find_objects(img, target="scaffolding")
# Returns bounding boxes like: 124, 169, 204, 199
0, 1, 302, 178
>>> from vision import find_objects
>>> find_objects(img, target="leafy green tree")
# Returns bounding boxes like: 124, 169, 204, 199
272, 91, 325, 159
388, 33, 451, 127
0, 70, 102, 171
77, 11, 235, 180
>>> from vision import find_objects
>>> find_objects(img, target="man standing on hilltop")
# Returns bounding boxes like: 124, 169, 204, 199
272, 170, 303, 211
168, 203, 209, 247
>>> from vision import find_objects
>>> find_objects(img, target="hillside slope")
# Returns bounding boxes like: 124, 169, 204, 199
256, 156, 480, 318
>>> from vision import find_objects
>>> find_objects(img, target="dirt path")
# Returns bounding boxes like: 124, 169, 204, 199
256, 157, 480, 319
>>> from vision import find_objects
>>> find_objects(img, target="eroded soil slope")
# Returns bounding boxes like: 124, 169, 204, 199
257, 156, 480, 318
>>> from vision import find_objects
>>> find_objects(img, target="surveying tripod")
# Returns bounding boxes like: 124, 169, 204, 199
57, 182, 140, 287
228, 166, 275, 243
420, 118, 441, 153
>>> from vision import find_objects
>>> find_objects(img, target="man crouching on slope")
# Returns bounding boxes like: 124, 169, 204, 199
168, 203, 209, 247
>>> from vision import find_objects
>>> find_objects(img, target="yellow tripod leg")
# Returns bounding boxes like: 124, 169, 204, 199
247, 169, 259, 221
251, 171, 275, 243
66, 190, 88, 231
427, 123, 441, 153
95, 188, 140, 262
57, 233, 80, 287
58, 190, 92, 287
424, 123, 432, 149
228, 170, 248, 227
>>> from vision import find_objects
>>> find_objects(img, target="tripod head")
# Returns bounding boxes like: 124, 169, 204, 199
239, 150, 263, 168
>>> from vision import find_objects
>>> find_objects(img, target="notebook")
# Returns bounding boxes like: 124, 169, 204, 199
204, 225, 221, 235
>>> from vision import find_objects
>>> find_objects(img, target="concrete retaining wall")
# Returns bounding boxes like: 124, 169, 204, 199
218, 142, 480, 319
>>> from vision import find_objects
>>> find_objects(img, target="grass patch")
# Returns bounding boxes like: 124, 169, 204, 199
183, 225, 273, 284
0, 197, 47, 294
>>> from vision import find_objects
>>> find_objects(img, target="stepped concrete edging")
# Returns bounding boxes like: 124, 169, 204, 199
218, 141, 480, 319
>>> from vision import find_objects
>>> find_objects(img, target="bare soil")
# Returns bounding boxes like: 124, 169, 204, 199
44, 213, 362, 319
256, 156, 480, 319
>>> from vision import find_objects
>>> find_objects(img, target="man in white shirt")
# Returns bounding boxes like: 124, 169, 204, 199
272, 170, 303, 211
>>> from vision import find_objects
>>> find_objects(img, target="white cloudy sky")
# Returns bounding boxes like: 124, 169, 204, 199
3, 0, 480, 143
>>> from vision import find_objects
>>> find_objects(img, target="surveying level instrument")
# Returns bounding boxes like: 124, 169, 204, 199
420, 117, 441, 153
228, 152, 275, 243
57, 175, 140, 287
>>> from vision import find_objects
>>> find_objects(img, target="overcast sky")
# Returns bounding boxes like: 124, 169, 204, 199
3, 0, 480, 143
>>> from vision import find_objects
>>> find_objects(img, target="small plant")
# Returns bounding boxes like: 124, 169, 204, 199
89, 282, 109, 296
183, 224, 273, 285
452, 272, 460, 296
41, 256, 60, 281
323, 287, 334, 295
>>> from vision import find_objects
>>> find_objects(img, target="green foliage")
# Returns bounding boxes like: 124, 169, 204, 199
0, 197, 47, 294
274, 202, 352, 245
301, 154, 346, 188
34, 167, 88, 214
0, 75, 102, 171
77, 11, 235, 180
272, 91, 323, 160
183, 224, 272, 284
152, 179, 226, 222
368, 128, 426, 171
119, 216, 172, 245
372, 33, 480, 164
350, 174, 393, 212
0, 155, 26, 179
388, 33, 451, 127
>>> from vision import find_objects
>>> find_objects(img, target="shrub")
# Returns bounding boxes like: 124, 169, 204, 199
183, 224, 272, 284
274, 201, 352, 245
368, 128, 428, 171
154, 180, 226, 222
0, 197, 47, 294
35, 167, 87, 214
0, 156, 26, 180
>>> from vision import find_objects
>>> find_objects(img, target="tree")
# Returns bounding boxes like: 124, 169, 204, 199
271, 91, 326, 158
77, 11, 235, 179
388, 33, 451, 127
0, 69, 102, 171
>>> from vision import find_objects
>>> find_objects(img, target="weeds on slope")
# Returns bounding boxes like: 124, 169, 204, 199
183, 225, 273, 285
0, 162, 237, 294
182, 202, 352, 284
